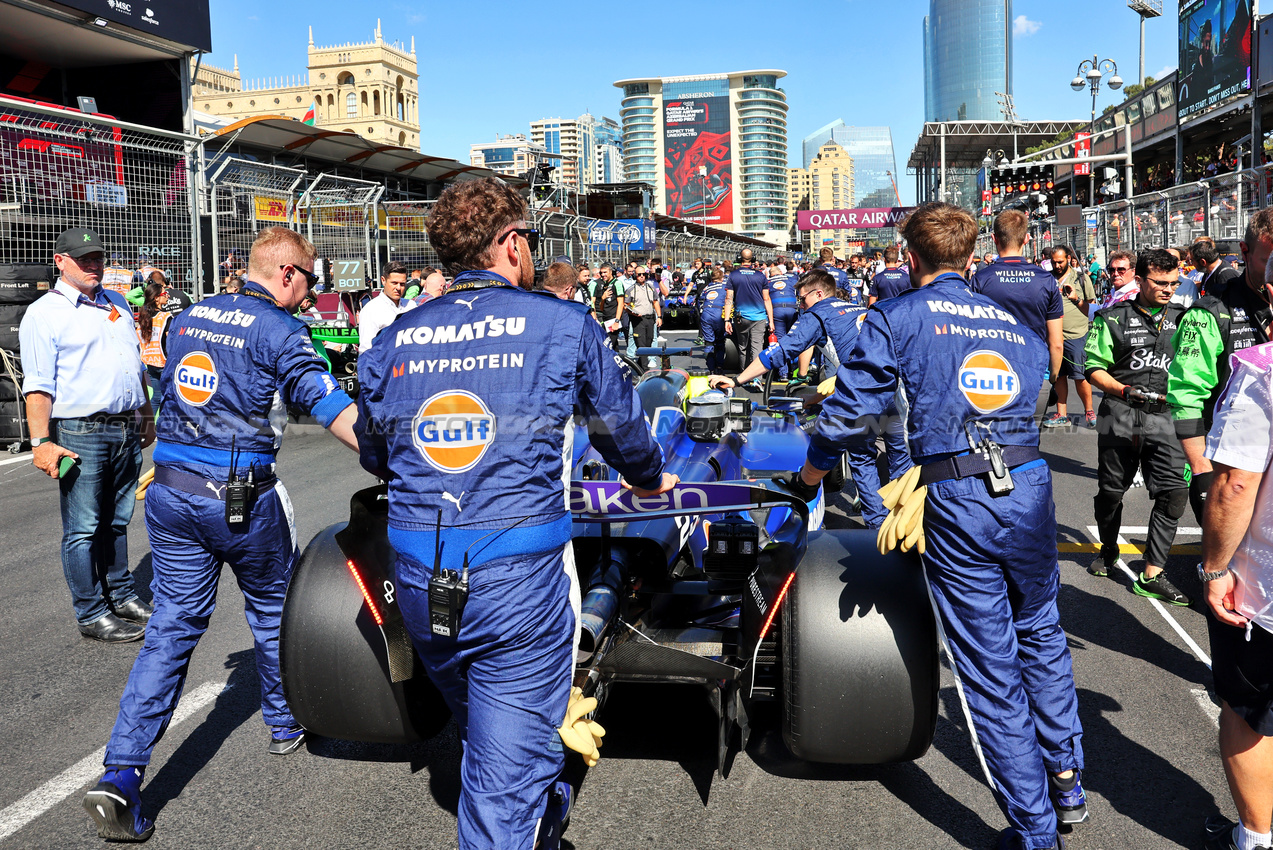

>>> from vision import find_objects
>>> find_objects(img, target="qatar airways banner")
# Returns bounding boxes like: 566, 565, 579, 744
797, 207, 916, 231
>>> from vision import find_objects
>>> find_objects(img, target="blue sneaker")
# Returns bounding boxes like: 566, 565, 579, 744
269, 724, 306, 755
535, 780, 573, 850
1048, 770, 1089, 824
83, 766, 154, 842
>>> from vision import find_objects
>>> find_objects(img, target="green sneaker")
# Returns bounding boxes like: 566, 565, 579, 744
1088, 545, 1118, 577
1133, 572, 1190, 606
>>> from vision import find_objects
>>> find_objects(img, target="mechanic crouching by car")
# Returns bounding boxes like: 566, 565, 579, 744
1083, 248, 1191, 603
355, 177, 678, 850
787, 203, 1084, 850
82, 227, 359, 842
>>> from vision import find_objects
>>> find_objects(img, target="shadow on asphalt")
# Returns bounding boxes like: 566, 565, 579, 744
594, 683, 718, 806
1076, 688, 1221, 846
1057, 583, 1212, 687
1041, 448, 1099, 481
747, 708, 1001, 849
306, 723, 464, 815
143, 649, 261, 819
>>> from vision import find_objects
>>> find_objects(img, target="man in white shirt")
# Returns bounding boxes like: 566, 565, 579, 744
1198, 331, 1273, 850
358, 261, 409, 352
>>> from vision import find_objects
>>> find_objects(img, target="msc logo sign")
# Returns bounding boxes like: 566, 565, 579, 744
958, 350, 1019, 413
174, 352, 218, 407
412, 391, 496, 474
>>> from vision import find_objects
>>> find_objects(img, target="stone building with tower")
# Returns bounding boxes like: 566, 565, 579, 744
192, 20, 420, 149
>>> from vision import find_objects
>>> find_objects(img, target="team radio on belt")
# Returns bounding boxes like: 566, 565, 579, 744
24, 189, 1267, 850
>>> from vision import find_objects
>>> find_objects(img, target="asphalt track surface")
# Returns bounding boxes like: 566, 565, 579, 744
0, 330, 1234, 849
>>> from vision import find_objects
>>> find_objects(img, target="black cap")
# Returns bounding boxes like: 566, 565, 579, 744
55, 228, 106, 258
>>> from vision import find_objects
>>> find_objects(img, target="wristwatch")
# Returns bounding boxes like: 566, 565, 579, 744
1197, 562, 1231, 582
30, 436, 53, 448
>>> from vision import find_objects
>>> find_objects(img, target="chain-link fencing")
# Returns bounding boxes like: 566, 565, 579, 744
0, 96, 201, 295
207, 157, 306, 292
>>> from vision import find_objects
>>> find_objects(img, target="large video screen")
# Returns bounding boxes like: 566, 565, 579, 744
664, 89, 732, 227
1178, 0, 1253, 121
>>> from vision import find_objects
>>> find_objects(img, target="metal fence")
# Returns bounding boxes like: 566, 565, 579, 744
207, 157, 306, 291
987, 163, 1273, 262
0, 96, 201, 295
297, 173, 384, 284
382, 201, 438, 271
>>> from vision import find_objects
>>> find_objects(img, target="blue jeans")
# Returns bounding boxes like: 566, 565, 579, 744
55, 416, 142, 625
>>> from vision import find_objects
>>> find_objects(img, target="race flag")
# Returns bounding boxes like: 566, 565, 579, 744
302, 103, 316, 126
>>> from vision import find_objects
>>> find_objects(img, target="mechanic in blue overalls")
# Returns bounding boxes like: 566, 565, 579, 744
766, 267, 801, 381
786, 204, 1085, 850
696, 265, 729, 372
356, 178, 677, 850
83, 227, 358, 842
814, 246, 858, 305
723, 249, 774, 388
713, 268, 905, 528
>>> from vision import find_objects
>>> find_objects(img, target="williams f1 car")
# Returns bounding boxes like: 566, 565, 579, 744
279, 350, 938, 775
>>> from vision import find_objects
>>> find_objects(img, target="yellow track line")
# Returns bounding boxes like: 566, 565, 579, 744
1057, 542, 1202, 555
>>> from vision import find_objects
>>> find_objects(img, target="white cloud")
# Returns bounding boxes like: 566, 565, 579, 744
1153, 65, 1176, 80
1013, 15, 1041, 36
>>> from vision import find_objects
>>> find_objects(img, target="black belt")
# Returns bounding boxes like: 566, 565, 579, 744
919, 446, 1042, 486
153, 466, 277, 501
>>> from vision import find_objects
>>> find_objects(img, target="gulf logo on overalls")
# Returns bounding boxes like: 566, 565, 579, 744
958, 350, 1020, 413
174, 352, 218, 407
412, 391, 496, 473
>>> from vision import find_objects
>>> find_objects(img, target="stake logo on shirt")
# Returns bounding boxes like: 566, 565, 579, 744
958, 350, 1020, 413
173, 352, 219, 407
412, 390, 497, 473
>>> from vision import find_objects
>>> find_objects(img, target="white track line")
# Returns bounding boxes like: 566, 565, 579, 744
1085, 525, 1212, 669
1191, 687, 1222, 728
0, 680, 231, 842
0, 453, 32, 467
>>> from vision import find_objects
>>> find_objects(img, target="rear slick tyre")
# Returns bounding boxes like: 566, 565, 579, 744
780, 528, 938, 763
280, 523, 451, 744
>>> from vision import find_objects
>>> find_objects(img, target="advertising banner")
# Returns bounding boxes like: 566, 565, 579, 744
1073, 132, 1091, 177
664, 94, 732, 227
58, 0, 213, 52
796, 208, 916, 231
1178, 0, 1253, 121
254, 196, 296, 223
588, 219, 655, 250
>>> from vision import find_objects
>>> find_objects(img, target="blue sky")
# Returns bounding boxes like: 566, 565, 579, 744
204, 0, 1182, 204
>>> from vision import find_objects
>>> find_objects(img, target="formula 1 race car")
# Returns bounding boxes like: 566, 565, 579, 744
279, 349, 938, 776
660, 285, 697, 330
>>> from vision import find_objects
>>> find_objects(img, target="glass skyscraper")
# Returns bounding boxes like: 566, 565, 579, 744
801, 121, 899, 205
923, 0, 1012, 122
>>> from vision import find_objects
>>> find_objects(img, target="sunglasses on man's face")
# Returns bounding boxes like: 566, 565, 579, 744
281, 263, 319, 288
498, 227, 540, 253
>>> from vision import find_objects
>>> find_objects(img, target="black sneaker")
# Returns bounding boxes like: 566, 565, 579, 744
1133, 572, 1191, 606
1203, 815, 1273, 850
269, 724, 306, 755
1048, 771, 1089, 824
1089, 546, 1119, 577
84, 766, 154, 842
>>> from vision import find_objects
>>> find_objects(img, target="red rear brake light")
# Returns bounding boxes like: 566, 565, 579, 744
345, 558, 384, 626
759, 571, 796, 641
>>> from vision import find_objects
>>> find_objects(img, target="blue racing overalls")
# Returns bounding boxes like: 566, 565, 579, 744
104, 281, 354, 767
806, 274, 1082, 850
356, 270, 665, 850
697, 279, 729, 372
767, 272, 800, 379
758, 296, 908, 526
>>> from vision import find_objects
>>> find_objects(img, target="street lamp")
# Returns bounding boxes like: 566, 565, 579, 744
1072, 55, 1122, 204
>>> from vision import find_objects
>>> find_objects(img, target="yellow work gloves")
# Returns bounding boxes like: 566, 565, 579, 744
816, 376, 837, 397
558, 687, 606, 767
135, 467, 155, 501
876, 464, 927, 555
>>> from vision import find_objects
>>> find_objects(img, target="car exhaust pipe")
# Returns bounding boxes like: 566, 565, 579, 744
578, 549, 631, 661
